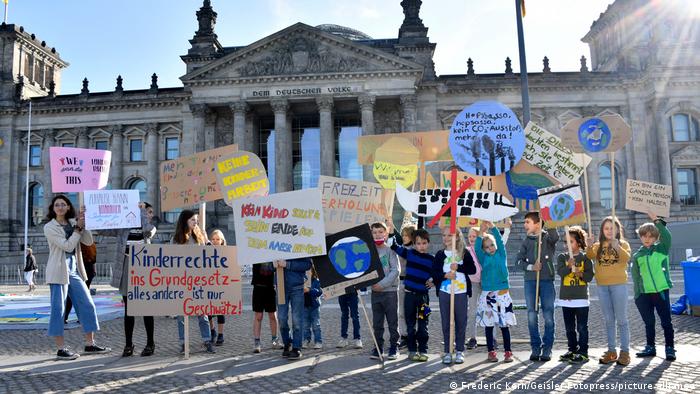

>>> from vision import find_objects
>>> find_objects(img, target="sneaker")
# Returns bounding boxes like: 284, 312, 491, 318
204, 342, 216, 354
442, 353, 453, 364
288, 348, 302, 360
140, 345, 155, 357
254, 341, 262, 354
417, 353, 429, 362
529, 352, 540, 362
122, 345, 134, 357
84, 344, 111, 354
569, 353, 589, 364
559, 351, 575, 362
408, 351, 418, 361
302, 340, 311, 349
398, 336, 408, 349
487, 351, 498, 362
271, 338, 282, 349
387, 347, 398, 360
636, 345, 656, 357
215, 334, 224, 346
466, 338, 477, 350
540, 348, 552, 362
665, 346, 676, 361
616, 351, 631, 366
313, 342, 323, 350
282, 344, 291, 358
599, 350, 617, 364
56, 348, 79, 361
503, 351, 513, 363
336, 338, 349, 348
454, 351, 465, 364
370, 348, 383, 360
353, 339, 363, 349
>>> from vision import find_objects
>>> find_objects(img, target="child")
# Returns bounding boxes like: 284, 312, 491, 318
432, 226, 476, 365
369, 222, 400, 360
475, 221, 516, 363
276, 257, 312, 360
24, 247, 38, 292
336, 291, 362, 349
556, 226, 594, 364
632, 213, 675, 361
389, 228, 434, 362
397, 224, 416, 349
586, 216, 631, 366
303, 266, 323, 349
208, 229, 227, 346
252, 262, 280, 353
515, 211, 559, 362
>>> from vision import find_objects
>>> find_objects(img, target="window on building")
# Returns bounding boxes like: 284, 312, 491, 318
335, 115, 363, 180
669, 113, 699, 142
258, 117, 275, 194
677, 168, 698, 205
45, 64, 54, 87
163, 209, 182, 225
28, 183, 44, 226
292, 115, 320, 190
128, 178, 147, 203
165, 137, 179, 160
599, 162, 619, 209
22, 52, 32, 81
130, 139, 143, 161
62, 142, 74, 148
95, 140, 109, 150
34, 59, 44, 87
29, 145, 41, 167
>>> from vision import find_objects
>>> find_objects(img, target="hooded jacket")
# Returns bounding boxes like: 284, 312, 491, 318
515, 228, 559, 281
631, 220, 673, 299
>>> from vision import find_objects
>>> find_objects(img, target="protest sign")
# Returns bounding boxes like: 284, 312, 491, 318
160, 144, 238, 211
524, 122, 591, 184
357, 130, 451, 165
84, 189, 140, 230
215, 150, 269, 207
438, 171, 511, 228
449, 101, 525, 176
126, 245, 242, 317
537, 184, 586, 228
312, 224, 383, 299
560, 114, 632, 153
372, 137, 419, 189
232, 189, 327, 265
318, 176, 394, 234
49, 147, 111, 192
505, 160, 559, 211
625, 179, 672, 218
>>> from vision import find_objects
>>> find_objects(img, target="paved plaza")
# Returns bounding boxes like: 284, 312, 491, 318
0, 272, 699, 393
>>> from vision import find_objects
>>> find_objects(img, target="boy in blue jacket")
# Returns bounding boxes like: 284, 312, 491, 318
303, 266, 323, 349
275, 257, 312, 360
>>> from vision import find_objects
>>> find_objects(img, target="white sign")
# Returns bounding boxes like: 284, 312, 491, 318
84, 189, 140, 230
625, 179, 672, 218
524, 122, 592, 184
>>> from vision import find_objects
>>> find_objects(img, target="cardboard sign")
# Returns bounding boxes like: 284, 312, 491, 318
449, 101, 525, 176
312, 224, 384, 299
395, 182, 519, 222
537, 184, 586, 228
232, 189, 327, 265
438, 171, 511, 228
84, 189, 140, 230
524, 122, 591, 184
160, 144, 238, 211
625, 179, 672, 218
318, 176, 394, 234
560, 114, 632, 153
372, 137, 420, 189
49, 147, 111, 192
126, 245, 242, 317
215, 151, 269, 207
357, 130, 452, 165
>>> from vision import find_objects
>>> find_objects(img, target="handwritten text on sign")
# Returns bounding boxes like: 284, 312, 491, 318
625, 179, 672, 218
318, 176, 394, 234
159, 144, 238, 211
215, 151, 269, 207
84, 189, 140, 230
232, 189, 327, 265
49, 147, 112, 192
127, 245, 242, 317
523, 122, 591, 184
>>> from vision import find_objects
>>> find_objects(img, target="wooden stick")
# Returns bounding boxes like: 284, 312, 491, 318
277, 266, 286, 305
534, 229, 542, 312
184, 316, 189, 359
449, 234, 456, 355
581, 153, 593, 233
610, 151, 616, 240
185, 202, 207, 360
358, 290, 384, 363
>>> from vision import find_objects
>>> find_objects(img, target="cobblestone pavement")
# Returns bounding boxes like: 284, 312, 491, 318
0, 273, 699, 393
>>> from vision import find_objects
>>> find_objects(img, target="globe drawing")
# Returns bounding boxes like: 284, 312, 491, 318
329, 237, 371, 279
578, 118, 611, 152
550, 194, 576, 222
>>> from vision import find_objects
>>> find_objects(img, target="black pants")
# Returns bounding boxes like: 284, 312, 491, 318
64, 270, 95, 322
485, 326, 511, 352
208, 315, 226, 324
562, 306, 589, 355
123, 296, 155, 347
404, 291, 429, 353
634, 290, 674, 348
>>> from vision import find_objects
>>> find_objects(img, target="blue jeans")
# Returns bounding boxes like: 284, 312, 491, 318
598, 284, 630, 352
524, 280, 555, 354
48, 255, 99, 337
303, 306, 322, 343
278, 289, 304, 349
177, 315, 211, 344
338, 293, 360, 340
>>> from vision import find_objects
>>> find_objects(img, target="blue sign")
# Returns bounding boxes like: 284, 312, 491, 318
449, 101, 525, 176
549, 193, 576, 222
577, 118, 611, 152
329, 237, 371, 279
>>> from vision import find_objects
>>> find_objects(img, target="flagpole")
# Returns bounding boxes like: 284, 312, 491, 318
515, 0, 530, 125
3, 0, 8, 24
24, 100, 32, 253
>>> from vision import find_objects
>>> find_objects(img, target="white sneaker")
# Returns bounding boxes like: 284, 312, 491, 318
353, 339, 363, 349
271, 338, 283, 349
442, 353, 453, 364
336, 338, 349, 348
302, 340, 311, 349
313, 342, 323, 350
455, 351, 465, 364
253, 343, 262, 353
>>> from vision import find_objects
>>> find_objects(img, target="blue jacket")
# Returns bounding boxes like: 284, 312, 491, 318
475, 227, 510, 292
277, 258, 312, 292
304, 278, 323, 309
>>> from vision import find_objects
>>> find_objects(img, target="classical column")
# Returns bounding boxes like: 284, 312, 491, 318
230, 101, 248, 151
359, 94, 376, 135
76, 127, 89, 148
189, 104, 208, 154
110, 124, 124, 189
145, 123, 160, 211
652, 99, 673, 186
42, 129, 55, 208
204, 110, 217, 151
317, 96, 335, 177
271, 99, 291, 192
400, 94, 418, 132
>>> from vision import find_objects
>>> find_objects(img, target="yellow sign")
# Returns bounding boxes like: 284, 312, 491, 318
357, 130, 451, 165
372, 137, 419, 189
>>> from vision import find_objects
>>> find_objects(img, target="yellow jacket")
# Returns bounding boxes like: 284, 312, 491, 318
586, 240, 631, 286
44, 218, 94, 285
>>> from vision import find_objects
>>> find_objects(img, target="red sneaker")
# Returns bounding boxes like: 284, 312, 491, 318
504, 351, 513, 363
487, 351, 498, 362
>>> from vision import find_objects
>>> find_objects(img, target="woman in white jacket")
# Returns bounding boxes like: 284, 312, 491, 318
44, 195, 110, 360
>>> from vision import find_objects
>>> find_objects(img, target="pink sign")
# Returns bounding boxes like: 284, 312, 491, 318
49, 147, 112, 192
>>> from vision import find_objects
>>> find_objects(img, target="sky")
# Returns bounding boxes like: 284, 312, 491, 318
9, 0, 613, 94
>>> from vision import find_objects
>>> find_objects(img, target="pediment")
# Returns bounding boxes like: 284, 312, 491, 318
182, 23, 423, 82
672, 144, 700, 165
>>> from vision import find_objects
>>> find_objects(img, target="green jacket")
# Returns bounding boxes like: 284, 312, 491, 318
631, 220, 672, 299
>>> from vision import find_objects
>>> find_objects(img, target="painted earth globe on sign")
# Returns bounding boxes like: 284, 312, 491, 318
578, 118, 611, 152
329, 237, 371, 279
550, 194, 576, 222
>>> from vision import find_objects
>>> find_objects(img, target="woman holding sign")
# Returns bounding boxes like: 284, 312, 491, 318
172, 210, 215, 354
44, 195, 110, 360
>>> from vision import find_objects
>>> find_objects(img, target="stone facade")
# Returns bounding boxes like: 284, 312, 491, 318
1, 0, 700, 264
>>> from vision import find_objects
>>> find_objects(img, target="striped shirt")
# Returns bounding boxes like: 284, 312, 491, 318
391, 244, 434, 294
